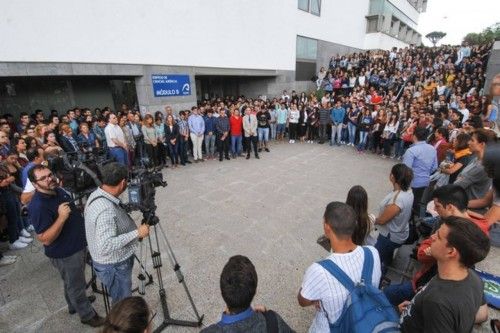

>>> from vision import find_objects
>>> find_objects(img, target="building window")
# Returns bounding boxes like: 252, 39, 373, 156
366, 16, 379, 33
296, 36, 318, 61
298, 0, 321, 16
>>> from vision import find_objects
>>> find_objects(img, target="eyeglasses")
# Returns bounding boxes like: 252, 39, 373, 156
35, 172, 54, 182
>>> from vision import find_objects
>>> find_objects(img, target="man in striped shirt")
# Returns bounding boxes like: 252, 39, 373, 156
177, 111, 191, 165
298, 202, 381, 332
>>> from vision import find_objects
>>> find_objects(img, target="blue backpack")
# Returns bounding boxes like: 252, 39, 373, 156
317, 247, 400, 333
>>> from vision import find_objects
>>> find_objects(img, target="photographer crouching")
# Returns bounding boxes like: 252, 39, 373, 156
84, 162, 150, 304
27, 164, 105, 327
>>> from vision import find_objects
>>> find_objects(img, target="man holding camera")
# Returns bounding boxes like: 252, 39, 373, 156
84, 162, 150, 304
27, 164, 104, 327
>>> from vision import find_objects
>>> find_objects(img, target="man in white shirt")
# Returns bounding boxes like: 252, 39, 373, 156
458, 101, 470, 124
298, 202, 381, 332
105, 113, 128, 165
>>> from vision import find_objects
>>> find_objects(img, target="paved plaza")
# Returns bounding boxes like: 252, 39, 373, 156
0, 142, 498, 332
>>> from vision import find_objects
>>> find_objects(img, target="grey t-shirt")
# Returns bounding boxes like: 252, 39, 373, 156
454, 156, 492, 202
400, 269, 484, 333
376, 190, 414, 244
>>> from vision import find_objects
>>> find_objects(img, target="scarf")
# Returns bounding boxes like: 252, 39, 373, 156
454, 148, 471, 160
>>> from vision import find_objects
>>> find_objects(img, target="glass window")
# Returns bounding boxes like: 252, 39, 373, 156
296, 36, 318, 60
310, 0, 321, 15
298, 0, 309, 11
366, 16, 379, 33
298, 0, 321, 16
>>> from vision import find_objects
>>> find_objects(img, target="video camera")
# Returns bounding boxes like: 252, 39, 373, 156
46, 146, 111, 195
126, 157, 167, 220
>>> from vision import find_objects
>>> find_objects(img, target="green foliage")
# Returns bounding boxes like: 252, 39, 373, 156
463, 22, 500, 45
425, 31, 447, 46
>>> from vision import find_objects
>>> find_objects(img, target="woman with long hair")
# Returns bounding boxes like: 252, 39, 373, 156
142, 114, 159, 167
164, 114, 180, 167
101, 296, 154, 333
441, 132, 472, 184
374, 163, 414, 270
346, 185, 376, 246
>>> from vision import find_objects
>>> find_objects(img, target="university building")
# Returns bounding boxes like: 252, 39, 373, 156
0, 0, 427, 116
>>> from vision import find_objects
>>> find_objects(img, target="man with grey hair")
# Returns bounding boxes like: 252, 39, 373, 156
298, 202, 381, 332
84, 162, 150, 304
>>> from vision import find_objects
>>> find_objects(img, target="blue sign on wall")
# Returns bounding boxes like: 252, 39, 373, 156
151, 74, 191, 97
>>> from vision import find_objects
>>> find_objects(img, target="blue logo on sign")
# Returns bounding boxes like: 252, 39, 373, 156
151, 74, 191, 97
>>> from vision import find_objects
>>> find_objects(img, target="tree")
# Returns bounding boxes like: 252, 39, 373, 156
463, 22, 500, 45
425, 31, 447, 47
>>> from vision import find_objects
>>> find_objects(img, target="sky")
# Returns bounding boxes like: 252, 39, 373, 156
418, 0, 500, 46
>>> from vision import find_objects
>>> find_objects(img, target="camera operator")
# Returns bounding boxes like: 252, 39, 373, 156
84, 162, 150, 304
27, 164, 105, 327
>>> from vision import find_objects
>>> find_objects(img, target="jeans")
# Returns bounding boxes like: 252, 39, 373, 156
231, 135, 242, 155
109, 147, 128, 166
190, 133, 204, 160
50, 249, 95, 321
204, 133, 216, 156
167, 140, 179, 164
383, 281, 415, 306
276, 123, 286, 135
394, 139, 405, 158
217, 134, 230, 159
375, 233, 402, 272
319, 124, 328, 142
358, 131, 369, 150
93, 256, 134, 304
412, 187, 427, 218
331, 123, 342, 145
270, 123, 277, 140
348, 122, 357, 144
258, 127, 269, 143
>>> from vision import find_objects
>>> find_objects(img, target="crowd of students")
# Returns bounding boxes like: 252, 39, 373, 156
1, 41, 499, 332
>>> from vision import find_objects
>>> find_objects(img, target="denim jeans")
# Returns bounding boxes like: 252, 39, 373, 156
358, 131, 369, 150
258, 127, 269, 142
204, 134, 216, 156
93, 256, 134, 304
394, 139, 405, 158
109, 147, 128, 166
1, 190, 22, 243
383, 281, 415, 306
375, 233, 402, 273
348, 122, 357, 144
231, 135, 242, 155
331, 124, 342, 145
270, 123, 277, 140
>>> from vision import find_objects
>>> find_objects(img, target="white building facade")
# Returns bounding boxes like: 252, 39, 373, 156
0, 0, 426, 115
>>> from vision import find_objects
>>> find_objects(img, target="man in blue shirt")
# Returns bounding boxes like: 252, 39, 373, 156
330, 101, 346, 146
403, 127, 438, 217
201, 255, 293, 333
27, 164, 104, 327
188, 107, 205, 162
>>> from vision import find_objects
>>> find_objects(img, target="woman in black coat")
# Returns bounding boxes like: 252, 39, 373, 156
164, 114, 180, 167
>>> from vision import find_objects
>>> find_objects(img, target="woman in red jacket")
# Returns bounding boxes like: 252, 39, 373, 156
230, 109, 243, 158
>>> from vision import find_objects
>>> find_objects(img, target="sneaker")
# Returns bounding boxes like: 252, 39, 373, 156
288, 140, 292, 143
18, 236, 33, 243
265, 148, 270, 152
9, 240, 28, 250
20, 229, 30, 238
27, 225, 35, 232
0, 256, 16, 266
81, 313, 105, 328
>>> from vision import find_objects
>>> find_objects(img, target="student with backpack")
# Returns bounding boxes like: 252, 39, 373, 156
298, 202, 399, 333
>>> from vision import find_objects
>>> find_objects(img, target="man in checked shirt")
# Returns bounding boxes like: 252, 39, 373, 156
84, 162, 150, 304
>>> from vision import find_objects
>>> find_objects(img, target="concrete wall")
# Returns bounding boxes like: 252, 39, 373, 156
364, 32, 411, 50
0, 0, 422, 71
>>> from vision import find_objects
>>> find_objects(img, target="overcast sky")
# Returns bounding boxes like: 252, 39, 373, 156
418, 0, 500, 46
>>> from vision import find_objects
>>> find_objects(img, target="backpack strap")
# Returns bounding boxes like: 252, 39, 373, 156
263, 310, 278, 333
361, 247, 374, 286
317, 259, 356, 292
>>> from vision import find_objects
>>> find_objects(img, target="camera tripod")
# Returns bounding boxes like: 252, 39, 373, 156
140, 209, 204, 332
